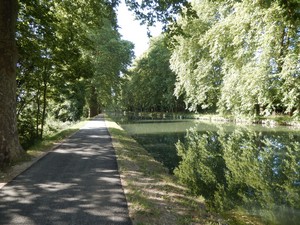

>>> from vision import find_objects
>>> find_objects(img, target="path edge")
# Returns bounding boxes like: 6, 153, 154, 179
0, 118, 91, 189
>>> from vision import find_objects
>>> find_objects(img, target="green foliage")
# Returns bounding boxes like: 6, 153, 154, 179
18, 114, 37, 150
86, 20, 134, 114
51, 80, 87, 122
17, 0, 58, 142
15, 0, 134, 149
170, 0, 300, 117
125, 0, 194, 29
174, 129, 225, 200
122, 35, 185, 112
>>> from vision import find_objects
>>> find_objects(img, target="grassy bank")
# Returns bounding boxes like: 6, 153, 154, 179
25, 119, 88, 158
195, 113, 300, 127
104, 115, 226, 225
109, 111, 300, 127
0, 119, 88, 187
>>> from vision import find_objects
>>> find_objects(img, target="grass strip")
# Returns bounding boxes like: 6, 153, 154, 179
25, 119, 88, 158
0, 119, 88, 187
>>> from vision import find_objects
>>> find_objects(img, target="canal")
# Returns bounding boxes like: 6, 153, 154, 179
110, 112, 300, 225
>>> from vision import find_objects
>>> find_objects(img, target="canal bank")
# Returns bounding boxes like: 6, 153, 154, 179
106, 112, 300, 225
104, 114, 270, 225
104, 115, 228, 225
114, 111, 300, 127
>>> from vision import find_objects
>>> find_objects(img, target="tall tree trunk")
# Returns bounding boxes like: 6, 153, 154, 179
36, 83, 41, 138
89, 86, 98, 117
40, 78, 48, 138
0, 0, 22, 167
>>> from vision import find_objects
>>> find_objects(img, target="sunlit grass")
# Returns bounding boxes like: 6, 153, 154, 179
26, 119, 88, 157
0, 119, 88, 184
196, 113, 300, 126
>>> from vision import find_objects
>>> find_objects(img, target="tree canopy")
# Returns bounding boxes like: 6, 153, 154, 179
14, 0, 134, 151
170, 0, 300, 117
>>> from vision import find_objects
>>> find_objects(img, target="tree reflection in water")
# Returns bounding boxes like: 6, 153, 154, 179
174, 127, 300, 224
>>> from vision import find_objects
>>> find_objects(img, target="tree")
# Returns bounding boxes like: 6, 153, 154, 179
86, 19, 134, 116
170, 0, 300, 117
16, 0, 59, 141
15, 0, 129, 146
170, 0, 222, 111
122, 35, 185, 112
0, 0, 22, 167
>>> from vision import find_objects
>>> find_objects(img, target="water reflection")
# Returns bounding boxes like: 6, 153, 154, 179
111, 113, 300, 224
175, 127, 300, 225
131, 132, 182, 171
122, 120, 191, 171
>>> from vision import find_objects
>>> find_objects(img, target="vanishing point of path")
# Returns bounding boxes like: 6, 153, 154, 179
0, 115, 132, 225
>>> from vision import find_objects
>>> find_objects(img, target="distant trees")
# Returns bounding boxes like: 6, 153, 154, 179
87, 20, 134, 116
170, 0, 300, 117
122, 36, 185, 112
122, 0, 300, 117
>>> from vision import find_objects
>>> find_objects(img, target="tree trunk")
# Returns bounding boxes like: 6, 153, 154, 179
254, 104, 260, 116
0, 0, 22, 167
36, 83, 41, 138
40, 77, 48, 138
89, 86, 98, 117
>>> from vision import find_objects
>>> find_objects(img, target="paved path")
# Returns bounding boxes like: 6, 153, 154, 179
0, 115, 132, 225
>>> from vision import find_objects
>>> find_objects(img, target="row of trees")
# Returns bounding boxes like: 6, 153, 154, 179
0, 0, 135, 166
16, 0, 134, 149
1, 0, 299, 166
0, 0, 193, 167
120, 0, 299, 117
170, 0, 300, 117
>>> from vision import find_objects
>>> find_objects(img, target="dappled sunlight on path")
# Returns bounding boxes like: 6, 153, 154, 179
0, 115, 132, 225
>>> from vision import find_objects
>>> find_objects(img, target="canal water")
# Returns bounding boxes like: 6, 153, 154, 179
111, 113, 300, 225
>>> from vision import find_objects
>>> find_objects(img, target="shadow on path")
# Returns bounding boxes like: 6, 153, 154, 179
0, 115, 132, 225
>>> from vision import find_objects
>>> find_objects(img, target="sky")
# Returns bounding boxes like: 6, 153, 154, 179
117, 1, 162, 58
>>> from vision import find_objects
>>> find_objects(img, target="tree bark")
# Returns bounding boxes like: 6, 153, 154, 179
89, 86, 98, 117
0, 0, 22, 167
40, 77, 48, 138
36, 85, 41, 138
